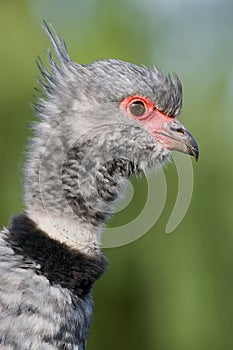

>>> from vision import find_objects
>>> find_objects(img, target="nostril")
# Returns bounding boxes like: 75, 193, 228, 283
176, 128, 185, 135
170, 125, 185, 135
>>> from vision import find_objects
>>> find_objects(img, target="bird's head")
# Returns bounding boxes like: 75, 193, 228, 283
36, 21, 198, 166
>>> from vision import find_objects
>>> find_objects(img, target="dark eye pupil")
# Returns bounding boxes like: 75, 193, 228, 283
129, 101, 146, 117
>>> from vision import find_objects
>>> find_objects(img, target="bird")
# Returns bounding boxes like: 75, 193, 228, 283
0, 22, 198, 350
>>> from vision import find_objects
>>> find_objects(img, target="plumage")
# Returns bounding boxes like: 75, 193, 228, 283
0, 22, 198, 349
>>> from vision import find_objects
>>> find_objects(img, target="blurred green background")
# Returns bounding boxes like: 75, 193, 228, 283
1, 1, 233, 349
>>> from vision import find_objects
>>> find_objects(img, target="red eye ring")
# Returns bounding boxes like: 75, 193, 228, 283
120, 95, 155, 120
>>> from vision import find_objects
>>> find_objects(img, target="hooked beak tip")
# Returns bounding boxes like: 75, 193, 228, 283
190, 144, 199, 161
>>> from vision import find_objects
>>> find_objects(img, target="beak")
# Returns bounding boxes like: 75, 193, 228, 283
155, 119, 199, 161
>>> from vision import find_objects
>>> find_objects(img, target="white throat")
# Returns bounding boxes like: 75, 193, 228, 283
27, 210, 101, 255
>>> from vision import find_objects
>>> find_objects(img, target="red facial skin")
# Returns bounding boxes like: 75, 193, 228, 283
120, 95, 199, 160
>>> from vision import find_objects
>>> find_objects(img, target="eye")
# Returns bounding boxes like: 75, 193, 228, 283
120, 95, 155, 120
129, 100, 146, 117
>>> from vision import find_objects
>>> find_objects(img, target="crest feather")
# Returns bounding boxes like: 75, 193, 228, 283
42, 20, 71, 64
